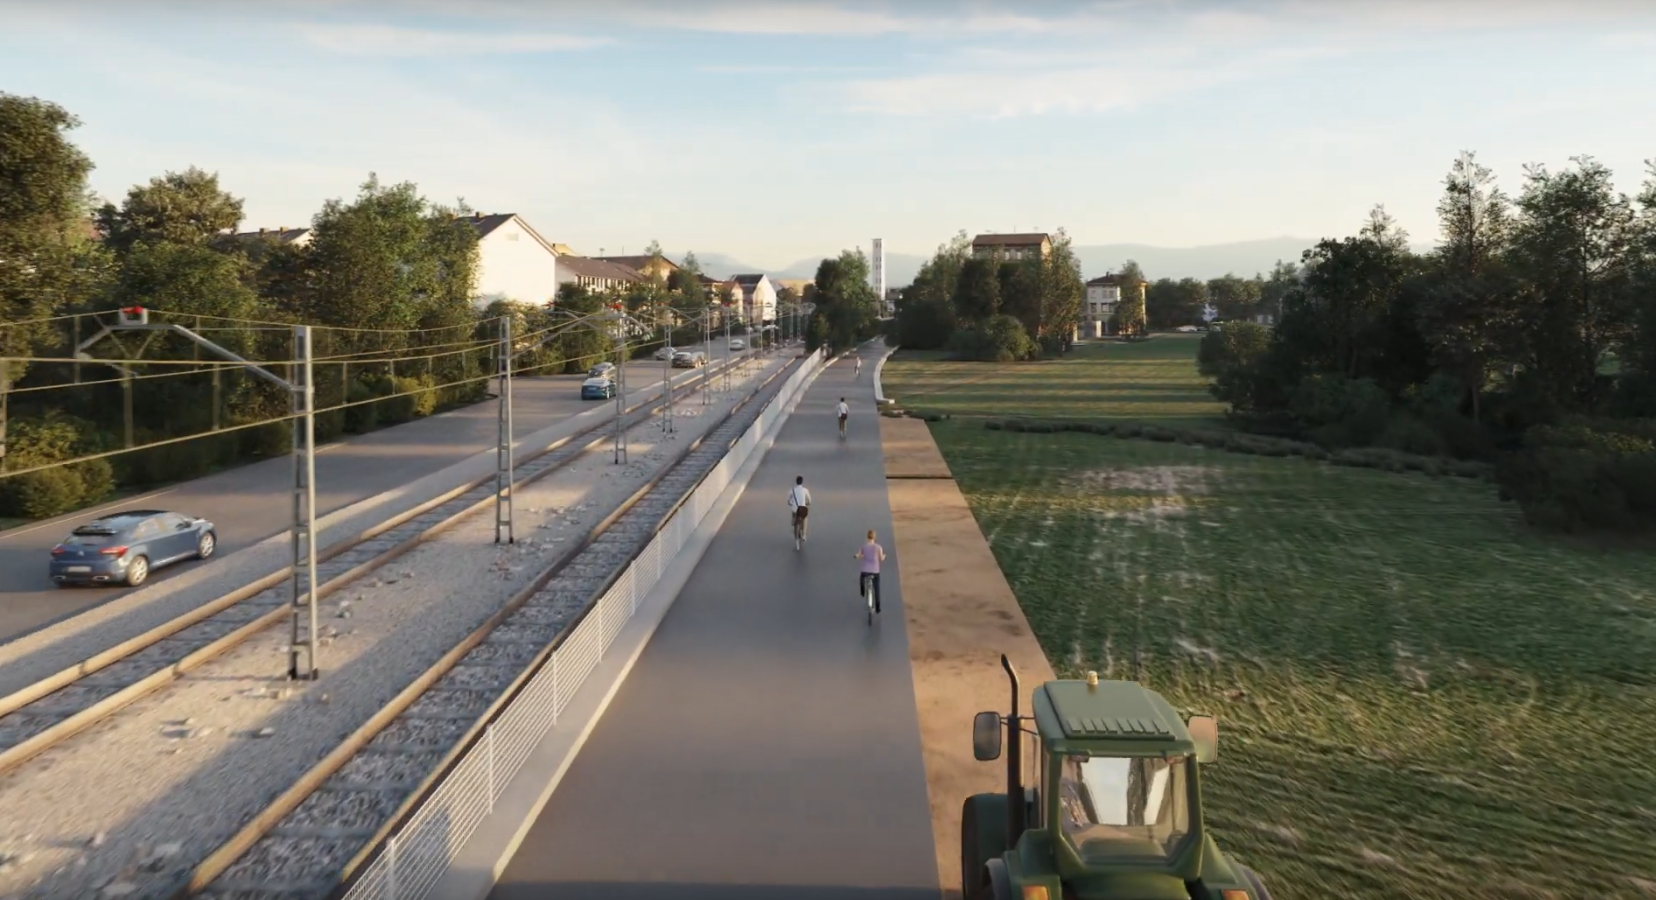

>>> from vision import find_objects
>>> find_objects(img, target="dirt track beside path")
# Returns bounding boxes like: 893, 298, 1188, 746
880, 416, 1056, 900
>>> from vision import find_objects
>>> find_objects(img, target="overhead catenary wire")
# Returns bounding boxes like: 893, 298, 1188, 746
0, 310, 683, 481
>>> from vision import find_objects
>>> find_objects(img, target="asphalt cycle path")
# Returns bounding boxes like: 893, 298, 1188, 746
491, 346, 939, 899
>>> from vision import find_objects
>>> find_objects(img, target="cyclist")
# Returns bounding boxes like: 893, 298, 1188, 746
788, 475, 812, 547
837, 397, 849, 436
854, 529, 886, 616
854, 356, 862, 377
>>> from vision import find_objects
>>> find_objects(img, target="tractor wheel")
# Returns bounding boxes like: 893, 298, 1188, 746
1240, 865, 1274, 900
960, 799, 987, 900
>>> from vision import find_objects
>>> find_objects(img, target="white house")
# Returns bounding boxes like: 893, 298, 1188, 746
462, 213, 561, 309
1083, 274, 1122, 338
730, 273, 776, 324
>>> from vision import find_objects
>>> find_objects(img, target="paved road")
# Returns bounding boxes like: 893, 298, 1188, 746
0, 341, 754, 643
491, 347, 939, 900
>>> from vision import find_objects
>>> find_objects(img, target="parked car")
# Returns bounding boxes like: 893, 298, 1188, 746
581, 375, 617, 400
653, 346, 676, 361
672, 350, 707, 368
728, 338, 746, 351
49, 509, 217, 588
588, 361, 616, 379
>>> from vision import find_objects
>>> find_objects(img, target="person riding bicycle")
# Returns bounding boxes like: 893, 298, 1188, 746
854, 529, 886, 615
837, 398, 849, 434
788, 475, 812, 541
854, 356, 862, 376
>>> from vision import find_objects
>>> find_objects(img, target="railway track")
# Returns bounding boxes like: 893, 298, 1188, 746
178, 355, 800, 900
0, 355, 749, 780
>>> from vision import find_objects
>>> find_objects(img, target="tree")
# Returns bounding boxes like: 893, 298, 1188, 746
301, 175, 472, 340
1416, 151, 1520, 421
1508, 155, 1637, 410
1207, 273, 1262, 321
807, 250, 880, 352
1256, 260, 1299, 323
997, 260, 1042, 338
0, 93, 95, 370
952, 257, 1000, 322
1113, 259, 1148, 333
1037, 229, 1085, 346
1197, 322, 1273, 409
1145, 277, 1205, 328
95, 167, 245, 254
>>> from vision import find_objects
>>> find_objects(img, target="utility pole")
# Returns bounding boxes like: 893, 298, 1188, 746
288, 325, 320, 681
0, 358, 9, 475
612, 304, 628, 465
90, 307, 322, 680
660, 304, 674, 435
722, 303, 733, 396
494, 315, 515, 544
702, 308, 711, 407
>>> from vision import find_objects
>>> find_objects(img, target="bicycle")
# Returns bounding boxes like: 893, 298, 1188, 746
792, 508, 808, 550
838, 414, 847, 439
862, 572, 878, 625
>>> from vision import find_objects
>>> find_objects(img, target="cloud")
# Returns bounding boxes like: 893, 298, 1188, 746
293, 22, 608, 55
817, 0, 1656, 118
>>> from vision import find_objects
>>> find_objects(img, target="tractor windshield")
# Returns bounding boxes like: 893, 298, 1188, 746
1056, 752, 1192, 863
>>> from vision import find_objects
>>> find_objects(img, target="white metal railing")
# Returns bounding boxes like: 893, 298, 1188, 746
340, 348, 827, 900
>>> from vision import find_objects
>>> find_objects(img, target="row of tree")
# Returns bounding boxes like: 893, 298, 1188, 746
0, 92, 732, 521
1142, 264, 1301, 328
1197, 151, 1656, 533
892, 230, 1086, 360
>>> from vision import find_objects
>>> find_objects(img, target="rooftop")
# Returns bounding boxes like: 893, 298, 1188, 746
731, 273, 768, 286
972, 232, 1051, 247
230, 226, 311, 243
558, 256, 645, 282
596, 255, 679, 273
1086, 274, 1122, 287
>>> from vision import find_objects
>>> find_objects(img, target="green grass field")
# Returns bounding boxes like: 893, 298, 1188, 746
882, 336, 1225, 424
892, 338, 1656, 899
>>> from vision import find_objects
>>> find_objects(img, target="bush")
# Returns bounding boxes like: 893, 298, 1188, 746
1495, 423, 1656, 532
946, 315, 1036, 362
1292, 375, 1391, 447
0, 412, 116, 519
1376, 414, 1449, 457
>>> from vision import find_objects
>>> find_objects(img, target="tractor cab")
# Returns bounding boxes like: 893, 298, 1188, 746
961, 655, 1271, 900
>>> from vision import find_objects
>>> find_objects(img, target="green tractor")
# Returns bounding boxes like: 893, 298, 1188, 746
961, 655, 1271, 900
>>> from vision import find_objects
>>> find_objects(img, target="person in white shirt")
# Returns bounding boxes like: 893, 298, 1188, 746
837, 398, 849, 436
788, 475, 812, 545
854, 356, 862, 376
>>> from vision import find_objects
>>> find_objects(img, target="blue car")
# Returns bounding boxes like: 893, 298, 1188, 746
49, 509, 218, 588
581, 375, 617, 400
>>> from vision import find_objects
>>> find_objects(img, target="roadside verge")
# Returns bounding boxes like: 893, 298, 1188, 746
878, 416, 1056, 900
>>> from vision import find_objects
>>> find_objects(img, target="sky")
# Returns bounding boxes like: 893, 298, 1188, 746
2, 0, 1655, 271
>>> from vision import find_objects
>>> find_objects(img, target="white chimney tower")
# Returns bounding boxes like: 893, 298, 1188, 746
871, 238, 887, 315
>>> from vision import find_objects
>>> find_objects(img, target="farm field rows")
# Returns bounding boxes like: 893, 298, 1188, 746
883, 337, 1656, 899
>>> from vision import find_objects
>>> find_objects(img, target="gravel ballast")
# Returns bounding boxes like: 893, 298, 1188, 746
0, 356, 792, 900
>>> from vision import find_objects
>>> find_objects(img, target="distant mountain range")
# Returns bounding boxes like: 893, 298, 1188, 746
682, 237, 1437, 288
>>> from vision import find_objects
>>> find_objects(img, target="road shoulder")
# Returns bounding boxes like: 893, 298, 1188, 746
879, 416, 1057, 900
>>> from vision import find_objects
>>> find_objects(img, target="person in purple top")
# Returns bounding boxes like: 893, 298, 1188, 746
854, 529, 886, 615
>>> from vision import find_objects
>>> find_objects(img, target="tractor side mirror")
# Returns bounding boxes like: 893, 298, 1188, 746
1188, 715, 1218, 763
972, 711, 1003, 761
